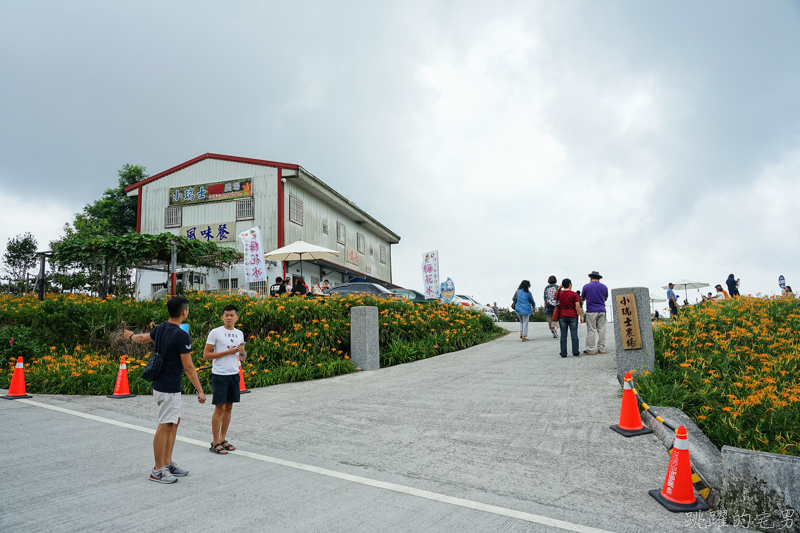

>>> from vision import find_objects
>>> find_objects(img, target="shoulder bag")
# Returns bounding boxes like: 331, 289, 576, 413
141, 325, 181, 382
552, 290, 561, 321
511, 291, 518, 311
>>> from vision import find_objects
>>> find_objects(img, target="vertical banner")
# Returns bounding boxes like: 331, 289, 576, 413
239, 227, 267, 285
440, 277, 455, 303
422, 250, 440, 299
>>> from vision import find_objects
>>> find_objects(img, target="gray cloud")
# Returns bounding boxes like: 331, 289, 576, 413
2, 0, 799, 304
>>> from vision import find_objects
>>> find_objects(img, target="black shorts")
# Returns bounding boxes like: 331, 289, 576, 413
211, 374, 241, 405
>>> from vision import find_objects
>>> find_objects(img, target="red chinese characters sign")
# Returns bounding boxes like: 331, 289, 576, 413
344, 247, 359, 266
615, 293, 642, 350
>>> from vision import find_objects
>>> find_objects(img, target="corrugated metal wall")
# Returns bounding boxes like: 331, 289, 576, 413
283, 181, 393, 282
140, 159, 279, 253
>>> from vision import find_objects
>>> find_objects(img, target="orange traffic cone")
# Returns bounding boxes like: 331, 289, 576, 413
2, 357, 32, 399
107, 356, 136, 399
610, 372, 653, 437
649, 426, 709, 512
238, 360, 250, 394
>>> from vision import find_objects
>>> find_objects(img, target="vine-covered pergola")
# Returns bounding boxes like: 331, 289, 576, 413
50, 233, 242, 298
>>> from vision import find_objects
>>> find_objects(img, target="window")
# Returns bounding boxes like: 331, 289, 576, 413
322, 221, 329, 234
380, 245, 387, 264
336, 222, 346, 245
237, 197, 254, 221
369, 245, 373, 256
165, 206, 181, 228
250, 281, 267, 293
357, 233, 365, 254
151, 283, 166, 295
311, 276, 320, 286
218, 278, 239, 291
289, 195, 303, 225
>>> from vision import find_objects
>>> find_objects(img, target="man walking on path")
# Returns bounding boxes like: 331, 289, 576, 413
667, 283, 679, 317
543, 276, 559, 338
203, 305, 246, 455
581, 271, 608, 354
124, 296, 206, 484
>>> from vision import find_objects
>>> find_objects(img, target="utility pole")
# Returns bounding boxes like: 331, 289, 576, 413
170, 240, 178, 297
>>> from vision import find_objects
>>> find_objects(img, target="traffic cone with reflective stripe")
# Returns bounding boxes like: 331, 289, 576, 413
238, 360, 250, 394
2, 357, 32, 399
610, 372, 653, 437
649, 426, 708, 512
107, 356, 136, 399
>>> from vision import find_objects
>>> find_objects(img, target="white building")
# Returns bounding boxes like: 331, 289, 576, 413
124, 153, 401, 297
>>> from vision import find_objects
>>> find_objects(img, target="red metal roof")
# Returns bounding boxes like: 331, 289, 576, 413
124, 153, 300, 193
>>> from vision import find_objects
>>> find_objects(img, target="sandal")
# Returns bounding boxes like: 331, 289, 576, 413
209, 442, 228, 454
221, 440, 236, 452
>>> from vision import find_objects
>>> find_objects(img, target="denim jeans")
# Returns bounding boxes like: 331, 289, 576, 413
517, 313, 530, 337
559, 317, 579, 355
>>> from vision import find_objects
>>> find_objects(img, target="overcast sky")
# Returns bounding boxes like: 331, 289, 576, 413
2, 0, 799, 309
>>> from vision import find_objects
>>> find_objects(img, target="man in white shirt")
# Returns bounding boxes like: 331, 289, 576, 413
203, 305, 246, 455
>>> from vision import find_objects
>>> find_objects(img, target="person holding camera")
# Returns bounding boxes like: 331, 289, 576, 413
203, 305, 246, 455
555, 279, 584, 357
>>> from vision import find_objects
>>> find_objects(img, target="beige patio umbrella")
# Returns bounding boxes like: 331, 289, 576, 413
661, 279, 709, 303
263, 240, 340, 279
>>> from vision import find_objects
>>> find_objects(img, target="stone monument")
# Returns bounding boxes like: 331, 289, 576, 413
611, 287, 655, 384
350, 306, 380, 371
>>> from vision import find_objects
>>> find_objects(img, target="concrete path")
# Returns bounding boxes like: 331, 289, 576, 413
1, 323, 750, 533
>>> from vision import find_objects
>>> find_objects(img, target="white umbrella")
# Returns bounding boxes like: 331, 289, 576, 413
661, 279, 709, 303
650, 294, 666, 314
263, 240, 340, 279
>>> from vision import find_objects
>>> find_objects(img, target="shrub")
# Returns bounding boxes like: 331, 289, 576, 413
633, 295, 800, 456
0, 292, 507, 395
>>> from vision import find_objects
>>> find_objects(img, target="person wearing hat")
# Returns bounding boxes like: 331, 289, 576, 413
667, 283, 679, 317
581, 271, 608, 355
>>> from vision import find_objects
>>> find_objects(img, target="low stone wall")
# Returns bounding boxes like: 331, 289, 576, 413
720, 446, 799, 533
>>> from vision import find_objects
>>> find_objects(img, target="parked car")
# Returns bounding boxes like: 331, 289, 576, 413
390, 288, 430, 304
453, 294, 498, 321
325, 282, 395, 298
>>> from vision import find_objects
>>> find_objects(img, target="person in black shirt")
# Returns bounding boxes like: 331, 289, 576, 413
290, 276, 308, 297
124, 296, 206, 484
726, 274, 740, 296
269, 277, 286, 297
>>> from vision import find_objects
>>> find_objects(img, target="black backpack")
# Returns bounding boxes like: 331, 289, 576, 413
141, 325, 181, 382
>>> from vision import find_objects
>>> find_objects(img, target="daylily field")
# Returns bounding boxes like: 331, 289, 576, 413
634, 295, 800, 456
0, 292, 506, 396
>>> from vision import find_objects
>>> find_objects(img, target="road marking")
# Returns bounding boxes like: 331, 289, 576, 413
17, 398, 613, 533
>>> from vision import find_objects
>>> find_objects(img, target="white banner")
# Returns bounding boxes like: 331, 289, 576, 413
421, 250, 440, 299
239, 227, 267, 284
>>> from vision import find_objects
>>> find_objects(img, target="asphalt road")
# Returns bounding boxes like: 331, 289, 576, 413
1, 322, 752, 533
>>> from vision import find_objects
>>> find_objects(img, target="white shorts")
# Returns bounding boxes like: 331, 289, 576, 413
153, 390, 181, 425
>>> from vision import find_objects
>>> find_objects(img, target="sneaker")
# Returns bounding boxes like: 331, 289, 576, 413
149, 466, 177, 484
167, 461, 189, 477
598, 351, 606, 354
551, 328, 558, 339
583, 350, 595, 355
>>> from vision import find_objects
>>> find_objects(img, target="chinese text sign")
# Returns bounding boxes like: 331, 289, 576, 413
239, 227, 267, 285
615, 293, 642, 350
422, 251, 440, 299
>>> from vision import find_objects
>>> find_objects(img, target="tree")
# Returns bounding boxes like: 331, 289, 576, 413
2, 233, 38, 293
82, 164, 147, 236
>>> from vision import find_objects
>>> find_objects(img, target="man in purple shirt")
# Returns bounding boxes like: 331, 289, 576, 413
581, 271, 608, 355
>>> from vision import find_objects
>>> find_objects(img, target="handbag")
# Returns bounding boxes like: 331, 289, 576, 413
552, 290, 561, 321
511, 292, 517, 311
141, 325, 180, 382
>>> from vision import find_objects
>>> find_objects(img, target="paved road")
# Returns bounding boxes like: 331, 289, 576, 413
1, 322, 749, 533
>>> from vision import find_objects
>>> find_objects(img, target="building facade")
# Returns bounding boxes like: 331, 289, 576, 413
124, 153, 401, 297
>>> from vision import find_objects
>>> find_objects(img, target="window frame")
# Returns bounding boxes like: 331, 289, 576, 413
380, 245, 387, 264
289, 195, 303, 226
357, 233, 365, 254
165, 206, 182, 228
336, 222, 346, 245
322, 221, 329, 235
236, 197, 254, 221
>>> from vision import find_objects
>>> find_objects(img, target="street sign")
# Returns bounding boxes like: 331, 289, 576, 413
779, 275, 786, 289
